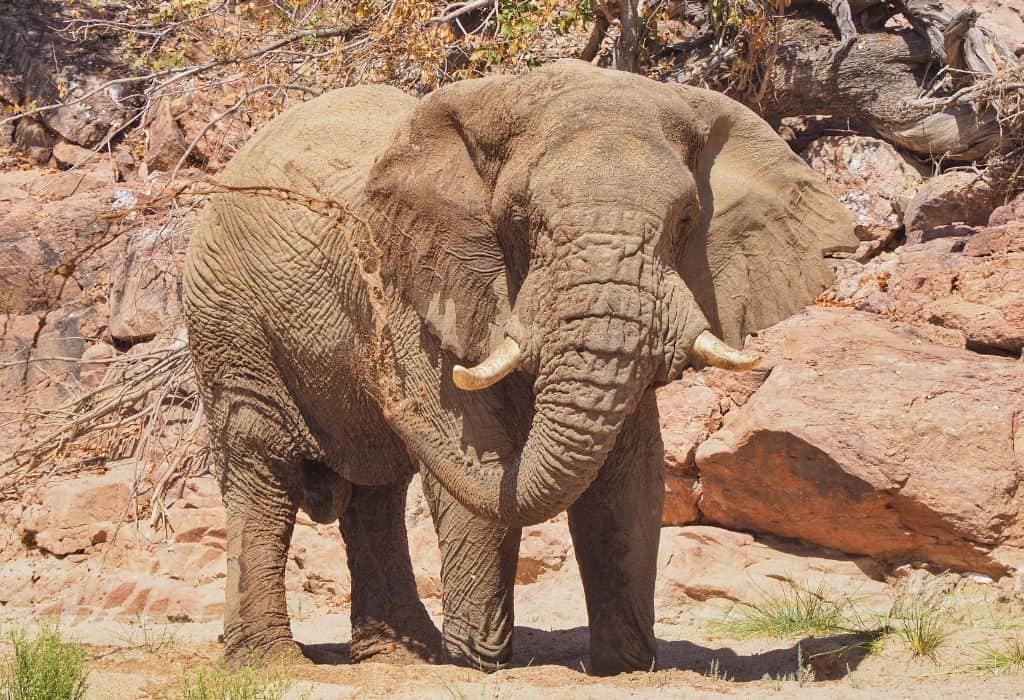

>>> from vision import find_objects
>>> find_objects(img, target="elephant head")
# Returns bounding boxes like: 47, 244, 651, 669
367, 60, 855, 527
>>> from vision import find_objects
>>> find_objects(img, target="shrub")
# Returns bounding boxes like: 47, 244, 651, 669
0, 625, 90, 700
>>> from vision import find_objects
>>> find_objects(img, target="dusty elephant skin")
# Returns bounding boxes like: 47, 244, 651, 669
183, 60, 856, 675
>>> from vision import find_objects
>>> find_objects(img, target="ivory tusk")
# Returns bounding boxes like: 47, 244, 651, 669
452, 337, 522, 391
691, 330, 761, 371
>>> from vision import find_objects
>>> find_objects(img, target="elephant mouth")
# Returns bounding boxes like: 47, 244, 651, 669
452, 329, 759, 392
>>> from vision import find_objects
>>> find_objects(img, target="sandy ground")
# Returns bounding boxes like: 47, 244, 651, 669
4, 566, 1022, 700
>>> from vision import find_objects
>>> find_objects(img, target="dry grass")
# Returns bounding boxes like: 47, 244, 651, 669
974, 637, 1024, 673
169, 659, 296, 700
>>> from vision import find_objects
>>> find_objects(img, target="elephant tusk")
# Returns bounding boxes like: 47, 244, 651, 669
452, 337, 522, 391
691, 330, 761, 371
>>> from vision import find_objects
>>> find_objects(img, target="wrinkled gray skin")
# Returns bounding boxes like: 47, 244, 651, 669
184, 60, 855, 675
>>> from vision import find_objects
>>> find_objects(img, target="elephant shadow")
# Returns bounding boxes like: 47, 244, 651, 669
304, 626, 881, 681
510, 626, 881, 681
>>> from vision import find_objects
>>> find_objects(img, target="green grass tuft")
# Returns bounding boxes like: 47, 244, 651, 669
975, 637, 1024, 673
888, 597, 950, 660
171, 660, 296, 700
0, 624, 90, 700
715, 583, 853, 639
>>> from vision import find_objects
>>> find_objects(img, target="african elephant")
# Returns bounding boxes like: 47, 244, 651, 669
184, 59, 856, 675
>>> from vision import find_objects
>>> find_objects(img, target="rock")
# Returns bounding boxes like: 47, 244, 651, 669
0, 560, 35, 603
113, 148, 136, 181
14, 118, 55, 153
0, 14, 129, 148
144, 99, 188, 172
655, 526, 891, 614
52, 140, 97, 169
989, 191, 1024, 226
288, 520, 351, 604
108, 221, 190, 343
163, 507, 226, 545
946, 0, 1024, 55
904, 222, 977, 245
78, 341, 116, 387
657, 367, 768, 525
518, 517, 573, 584
0, 75, 17, 105
0, 182, 29, 202
26, 146, 51, 165
696, 307, 1024, 576
22, 464, 138, 556
657, 377, 722, 525
826, 222, 1024, 356
802, 136, 924, 244
904, 171, 1001, 234
176, 475, 222, 509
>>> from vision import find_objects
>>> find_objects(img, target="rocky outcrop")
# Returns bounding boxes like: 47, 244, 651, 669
903, 171, 1002, 235
827, 222, 1024, 356
0, 14, 131, 148
694, 307, 1024, 577
803, 136, 925, 256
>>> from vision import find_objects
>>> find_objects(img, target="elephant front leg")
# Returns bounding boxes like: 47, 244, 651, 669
340, 480, 443, 663
420, 472, 520, 670
568, 389, 664, 676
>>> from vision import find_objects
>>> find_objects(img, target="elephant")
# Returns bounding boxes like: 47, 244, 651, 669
183, 59, 856, 675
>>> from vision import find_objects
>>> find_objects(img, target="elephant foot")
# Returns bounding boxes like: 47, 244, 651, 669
442, 627, 512, 673
589, 646, 656, 677
223, 636, 311, 669
350, 618, 443, 665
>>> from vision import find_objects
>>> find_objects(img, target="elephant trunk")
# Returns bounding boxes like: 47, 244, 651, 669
392, 266, 657, 527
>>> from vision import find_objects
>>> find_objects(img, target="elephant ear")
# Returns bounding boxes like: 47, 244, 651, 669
364, 79, 512, 362
672, 86, 858, 346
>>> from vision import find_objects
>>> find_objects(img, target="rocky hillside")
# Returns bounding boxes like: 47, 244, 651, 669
1, 0, 1023, 695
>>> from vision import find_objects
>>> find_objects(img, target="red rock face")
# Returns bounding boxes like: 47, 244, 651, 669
685, 307, 1024, 576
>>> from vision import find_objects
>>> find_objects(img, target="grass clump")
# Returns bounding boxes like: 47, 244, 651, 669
975, 637, 1024, 673
0, 624, 90, 700
171, 660, 296, 700
716, 582, 852, 639
887, 595, 950, 660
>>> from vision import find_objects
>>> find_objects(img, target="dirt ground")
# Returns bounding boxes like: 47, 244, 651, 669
4, 569, 1022, 700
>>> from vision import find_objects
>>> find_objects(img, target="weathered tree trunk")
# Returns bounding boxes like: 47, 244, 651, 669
615, 0, 642, 72
759, 14, 1004, 160
658, 0, 1020, 161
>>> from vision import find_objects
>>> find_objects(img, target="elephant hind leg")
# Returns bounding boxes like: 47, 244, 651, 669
221, 452, 300, 663
340, 478, 443, 663
212, 395, 307, 664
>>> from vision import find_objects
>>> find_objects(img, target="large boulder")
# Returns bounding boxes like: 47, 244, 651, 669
655, 526, 891, 615
657, 369, 764, 525
696, 307, 1024, 577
